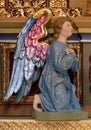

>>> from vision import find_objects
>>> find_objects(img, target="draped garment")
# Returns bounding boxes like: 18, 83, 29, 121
39, 40, 82, 112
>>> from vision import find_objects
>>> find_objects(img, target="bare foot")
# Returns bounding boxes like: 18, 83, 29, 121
33, 94, 43, 112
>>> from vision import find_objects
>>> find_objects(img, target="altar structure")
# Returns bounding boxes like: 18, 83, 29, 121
0, 1, 91, 130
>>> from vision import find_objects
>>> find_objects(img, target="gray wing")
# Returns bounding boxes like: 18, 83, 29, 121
4, 16, 38, 101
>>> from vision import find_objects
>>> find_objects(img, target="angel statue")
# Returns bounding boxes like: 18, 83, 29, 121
4, 8, 52, 103
4, 7, 89, 121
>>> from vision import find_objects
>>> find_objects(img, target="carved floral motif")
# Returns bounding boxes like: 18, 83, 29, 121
0, 0, 82, 17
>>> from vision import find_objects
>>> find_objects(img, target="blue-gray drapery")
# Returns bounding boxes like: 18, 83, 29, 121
39, 40, 82, 112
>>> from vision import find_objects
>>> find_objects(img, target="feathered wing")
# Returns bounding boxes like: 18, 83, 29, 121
4, 8, 52, 103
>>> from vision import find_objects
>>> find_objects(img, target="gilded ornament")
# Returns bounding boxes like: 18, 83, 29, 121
0, 0, 82, 17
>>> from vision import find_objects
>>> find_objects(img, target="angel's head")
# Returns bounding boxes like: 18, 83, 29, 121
53, 17, 75, 38
53, 17, 72, 31
49, 17, 77, 43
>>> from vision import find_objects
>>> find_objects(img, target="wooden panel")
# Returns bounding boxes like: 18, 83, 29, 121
69, 0, 83, 7
69, 0, 87, 15
0, 104, 33, 117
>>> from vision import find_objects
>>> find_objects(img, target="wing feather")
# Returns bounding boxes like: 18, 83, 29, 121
4, 59, 18, 100
4, 58, 24, 99
15, 80, 26, 103
14, 58, 25, 93
24, 58, 35, 81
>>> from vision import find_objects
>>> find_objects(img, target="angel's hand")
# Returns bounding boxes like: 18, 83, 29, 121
65, 48, 75, 55
33, 94, 43, 112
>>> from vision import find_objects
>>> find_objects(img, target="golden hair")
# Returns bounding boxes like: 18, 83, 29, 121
48, 17, 77, 44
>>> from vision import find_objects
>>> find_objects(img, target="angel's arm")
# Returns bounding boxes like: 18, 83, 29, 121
65, 48, 80, 72
51, 43, 78, 72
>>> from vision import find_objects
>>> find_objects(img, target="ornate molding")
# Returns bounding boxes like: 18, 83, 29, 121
0, 119, 91, 130
0, 0, 82, 17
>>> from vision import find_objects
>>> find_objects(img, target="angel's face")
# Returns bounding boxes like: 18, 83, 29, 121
60, 21, 73, 39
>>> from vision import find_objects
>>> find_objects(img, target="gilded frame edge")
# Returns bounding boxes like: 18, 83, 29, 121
68, 42, 83, 105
